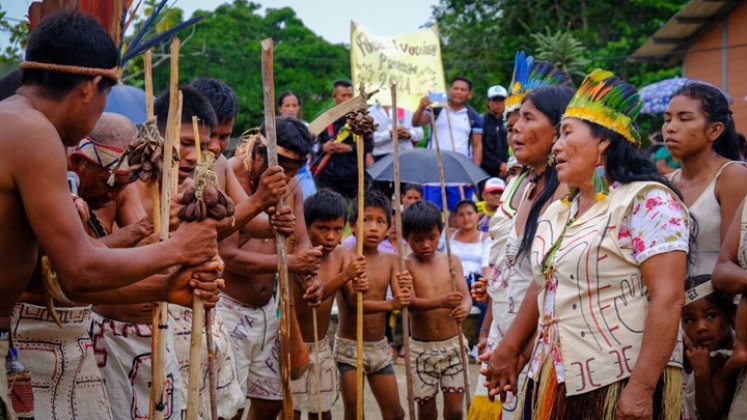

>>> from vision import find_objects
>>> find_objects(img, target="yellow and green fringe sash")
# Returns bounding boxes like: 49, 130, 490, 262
516, 354, 682, 420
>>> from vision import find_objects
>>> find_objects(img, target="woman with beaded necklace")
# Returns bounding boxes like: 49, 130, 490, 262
482, 70, 692, 419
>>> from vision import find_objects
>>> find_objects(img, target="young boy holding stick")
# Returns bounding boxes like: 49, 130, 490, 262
403, 201, 472, 420
335, 190, 411, 420
291, 190, 368, 419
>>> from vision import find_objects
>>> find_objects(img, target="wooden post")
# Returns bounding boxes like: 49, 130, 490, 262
391, 83, 416, 420
430, 105, 472, 412
150, 38, 180, 420
260, 38, 294, 420
355, 130, 365, 420
185, 117, 205, 420
312, 307, 322, 420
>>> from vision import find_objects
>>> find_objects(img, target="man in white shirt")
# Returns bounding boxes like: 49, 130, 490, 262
369, 103, 424, 161
411, 76, 483, 212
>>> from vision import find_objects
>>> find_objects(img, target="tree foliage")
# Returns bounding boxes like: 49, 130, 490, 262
129, 0, 349, 134
429, 0, 688, 112
531, 29, 590, 81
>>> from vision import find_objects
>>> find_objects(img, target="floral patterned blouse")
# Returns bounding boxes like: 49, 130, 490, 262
528, 183, 690, 388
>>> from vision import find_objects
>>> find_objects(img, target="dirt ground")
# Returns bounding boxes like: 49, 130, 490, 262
294, 363, 483, 419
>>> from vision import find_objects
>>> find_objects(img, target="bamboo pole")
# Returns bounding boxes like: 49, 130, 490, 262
185, 117, 206, 420
355, 131, 365, 420
391, 83, 416, 420
260, 38, 294, 420
150, 38, 180, 420
430, 105, 472, 412
443, 107, 465, 200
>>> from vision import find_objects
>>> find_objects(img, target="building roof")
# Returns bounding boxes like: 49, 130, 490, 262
630, 0, 743, 63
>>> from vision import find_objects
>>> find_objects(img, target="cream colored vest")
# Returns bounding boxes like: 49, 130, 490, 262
531, 181, 686, 396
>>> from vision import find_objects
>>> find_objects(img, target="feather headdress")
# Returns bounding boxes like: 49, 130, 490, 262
504, 51, 568, 115
27, 0, 203, 70
563, 69, 643, 145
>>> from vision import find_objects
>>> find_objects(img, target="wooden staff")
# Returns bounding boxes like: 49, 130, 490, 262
430, 105, 472, 411
354, 129, 365, 420
391, 83, 416, 420
150, 38, 181, 420
312, 299, 322, 420
186, 117, 206, 420
205, 310, 218, 420
260, 38, 294, 420
443, 107, 466, 200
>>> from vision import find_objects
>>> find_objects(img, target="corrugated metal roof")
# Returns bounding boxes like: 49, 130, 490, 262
630, 0, 743, 62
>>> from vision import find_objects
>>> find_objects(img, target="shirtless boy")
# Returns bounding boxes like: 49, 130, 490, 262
403, 201, 472, 420
291, 190, 368, 419
335, 190, 411, 420
221, 116, 323, 420
0, 12, 217, 415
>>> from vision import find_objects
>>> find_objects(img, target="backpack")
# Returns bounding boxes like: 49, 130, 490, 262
432, 105, 481, 151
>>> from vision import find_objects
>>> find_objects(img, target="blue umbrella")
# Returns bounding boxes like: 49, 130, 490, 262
366, 148, 490, 185
639, 77, 733, 114
105, 85, 147, 125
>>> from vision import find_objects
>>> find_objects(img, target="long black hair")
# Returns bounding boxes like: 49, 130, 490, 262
672, 83, 741, 160
588, 121, 697, 272
516, 85, 575, 259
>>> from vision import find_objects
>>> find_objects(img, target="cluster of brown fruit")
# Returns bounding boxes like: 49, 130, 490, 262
177, 183, 235, 222
126, 122, 179, 183
346, 109, 377, 136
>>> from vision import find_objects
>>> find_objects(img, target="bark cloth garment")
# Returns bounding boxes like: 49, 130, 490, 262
0, 333, 17, 420
90, 312, 183, 420
168, 304, 244, 419
471, 171, 529, 419
519, 181, 690, 419
410, 335, 469, 402
10, 303, 111, 420
216, 293, 282, 401
333, 336, 392, 375
291, 336, 339, 413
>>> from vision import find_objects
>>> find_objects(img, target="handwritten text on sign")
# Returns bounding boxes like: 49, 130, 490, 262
351, 21, 446, 111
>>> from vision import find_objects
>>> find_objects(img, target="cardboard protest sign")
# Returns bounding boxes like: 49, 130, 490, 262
350, 21, 446, 111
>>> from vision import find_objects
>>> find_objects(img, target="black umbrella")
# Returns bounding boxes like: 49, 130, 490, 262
367, 148, 490, 185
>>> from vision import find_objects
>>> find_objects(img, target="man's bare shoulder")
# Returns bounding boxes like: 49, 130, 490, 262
0, 97, 60, 151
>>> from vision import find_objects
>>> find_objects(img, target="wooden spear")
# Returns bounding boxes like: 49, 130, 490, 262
429, 105, 472, 412
185, 116, 206, 420
391, 82, 416, 420
150, 38, 181, 420
354, 95, 366, 420
260, 37, 294, 420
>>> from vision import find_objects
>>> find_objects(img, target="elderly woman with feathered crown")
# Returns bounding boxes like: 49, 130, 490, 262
482, 70, 692, 420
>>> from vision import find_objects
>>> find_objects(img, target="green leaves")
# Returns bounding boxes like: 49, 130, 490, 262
531, 29, 591, 81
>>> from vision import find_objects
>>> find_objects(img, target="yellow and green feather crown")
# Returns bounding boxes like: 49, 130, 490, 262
505, 51, 568, 115
563, 69, 643, 145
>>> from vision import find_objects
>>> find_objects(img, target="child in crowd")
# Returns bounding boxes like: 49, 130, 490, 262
476, 177, 505, 232
335, 190, 412, 420
401, 183, 423, 207
682, 275, 739, 419
404, 201, 472, 419
292, 190, 368, 420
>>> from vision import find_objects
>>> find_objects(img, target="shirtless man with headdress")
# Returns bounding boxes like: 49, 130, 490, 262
12, 113, 223, 419
0, 11, 220, 419
221, 116, 323, 420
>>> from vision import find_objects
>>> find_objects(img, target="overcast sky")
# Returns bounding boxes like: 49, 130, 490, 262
1, 0, 439, 47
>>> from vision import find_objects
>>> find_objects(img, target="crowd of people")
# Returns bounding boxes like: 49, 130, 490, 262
2, 8, 747, 420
